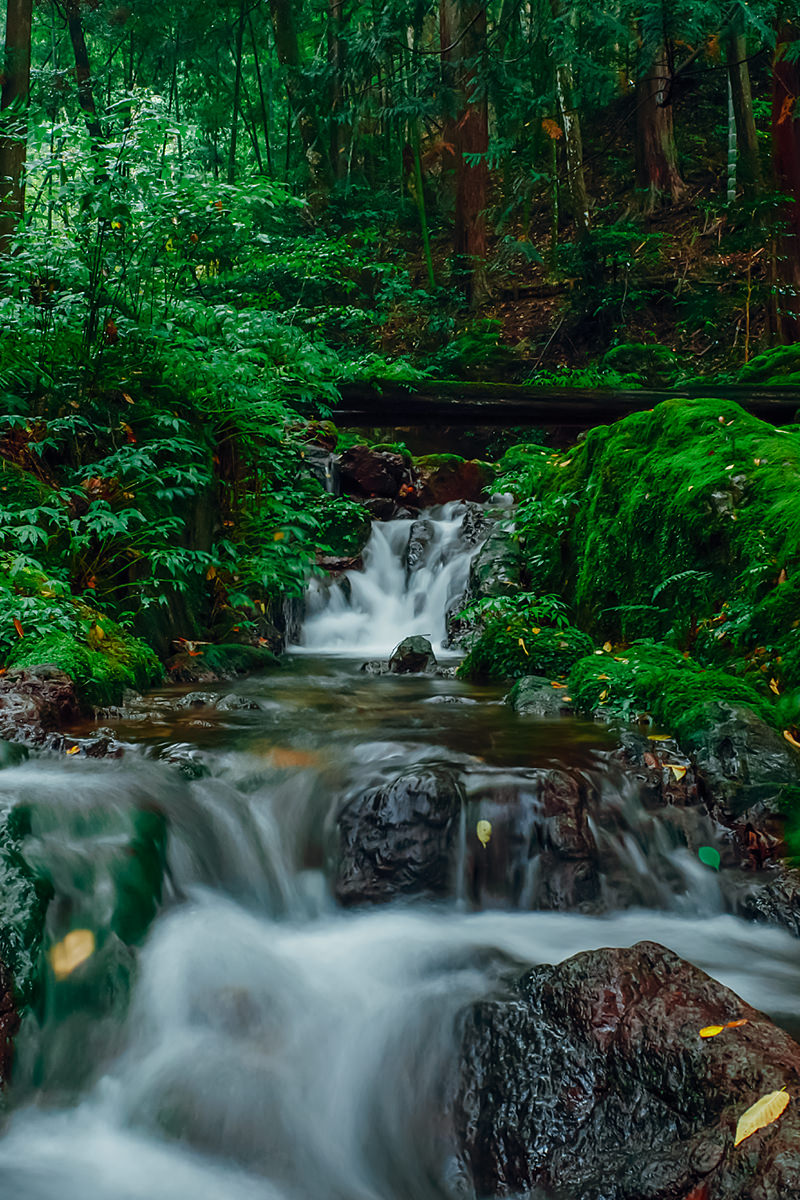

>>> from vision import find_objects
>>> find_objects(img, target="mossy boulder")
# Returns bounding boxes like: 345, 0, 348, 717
7, 623, 161, 709
459, 621, 592, 683
166, 641, 279, 683
601, 342, 680, 387
507, 675, 574, 716
413, 454, 496, 506
738, 344, 800, 385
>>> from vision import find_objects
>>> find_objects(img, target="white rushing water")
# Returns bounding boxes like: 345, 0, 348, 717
297, 503, 479, 657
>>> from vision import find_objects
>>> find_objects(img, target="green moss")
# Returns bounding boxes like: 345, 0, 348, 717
601, 343, 680, 387
458, 619, 593, 682
568, 641, 775, 739
738, 345, 800, 384
313, 495, 372, 558
7, 623, 161, 708
200, 642, 279, 675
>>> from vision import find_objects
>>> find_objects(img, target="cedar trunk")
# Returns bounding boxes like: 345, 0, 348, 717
635, 45, 685, 213
771, 21, 800, 342
0, 0, 33, 253
441, 0, 489, 304
726, 13, 762, 198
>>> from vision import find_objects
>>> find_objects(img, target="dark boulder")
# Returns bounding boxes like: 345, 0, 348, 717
334, 765, 464, 905
508, 674, 574, 717
388, 636, 437, 674
0, 666, 81, 745
413, 455, 495, 506
464, 522, 522, 602
455, 940, 800, 1200
404, 519, 435, 575
338, 445, 409, 499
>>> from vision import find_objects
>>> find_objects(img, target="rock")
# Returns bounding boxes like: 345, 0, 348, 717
682, 702, 800, 821
0, 957, 18, 1087
459, 501, 495, 546
361, 497, 411, 521
388, 636, 437, 674
0, 666, 81, 745
404, 519, 435, 574
177, 691, 219, 709
508, 675, 574, 717
334, 765, 464, 905
454, 940, 800, 1200
464, 521, 522, 602
215, 693, 260, 712
413, 455, 496, 506
338, 445, 409, 499
316, 553, 363, 573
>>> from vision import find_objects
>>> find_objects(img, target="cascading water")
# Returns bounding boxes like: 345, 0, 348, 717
0, 521, 799, 1198
297, 502, 481, 657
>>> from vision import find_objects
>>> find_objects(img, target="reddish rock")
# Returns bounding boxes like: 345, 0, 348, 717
414, 456, 495, 506
338, 445, 409, 499
455, 941, 800, 1200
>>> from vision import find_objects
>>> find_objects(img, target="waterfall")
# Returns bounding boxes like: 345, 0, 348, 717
295, 502, 482, 658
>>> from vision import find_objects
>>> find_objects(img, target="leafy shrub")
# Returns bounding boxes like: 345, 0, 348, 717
458, 613, 593, 682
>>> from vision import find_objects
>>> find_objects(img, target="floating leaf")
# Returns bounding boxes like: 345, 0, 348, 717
734, 1089, 790, 1147
664, 763, 687, 781
698, 845, 721, 871
49, 930, 95, 980
699, 1025, 726, 1039
476, 819, 492, 848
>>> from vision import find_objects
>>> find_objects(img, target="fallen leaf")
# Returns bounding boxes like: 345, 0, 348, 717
66, 745, 80, 755
597, 673, 610, 680
602, 641, 612, 652
12, 618, 23, 639
531, 626, 541, 635
699, 1025, 726, 1039
550, 680, 567, 688
600, 689, 609, 701
476, 819, 492, 848
698, 845, 721, 871
734, 1089, 790, 1147
778, 568, 787, 585
644, 752, 659, 768
664, 763, 687, 780
770, 678, 780, 695
518, 637, 529, 656
726, 1019, 749, 1028
49, 929, 95, 980
783, 730, 800, 750
647, 734, 671, 741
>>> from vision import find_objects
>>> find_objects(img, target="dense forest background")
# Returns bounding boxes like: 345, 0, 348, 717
0, 0, 799, 698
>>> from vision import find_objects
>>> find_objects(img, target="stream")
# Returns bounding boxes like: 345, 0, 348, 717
0, 505, 799, 1199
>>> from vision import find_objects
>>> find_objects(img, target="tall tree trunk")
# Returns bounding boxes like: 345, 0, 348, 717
327, 0, 346, 182
441, 0, 489, 305
555, 61, 589, 235
249, 11, 274, 175
726, 5, 762, 199
635, 43, 685, 213
65, 0, 104, 148
771, 20, 800, 343
0, 0, 33, 254
228, 0, 246, 183
268, 0, 332, 190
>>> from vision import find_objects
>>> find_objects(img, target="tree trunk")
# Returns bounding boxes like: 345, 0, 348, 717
635, 43, 685, 213
327, 0, 347, 182
65, 0, 104, 148
0, 0, 33, 253
441, 0, 489, 305
228, 0, 246, 183
771, 20, 800, 342
268, 0, 332, 190
726, 7, 762, 199
555, 61, 589, 234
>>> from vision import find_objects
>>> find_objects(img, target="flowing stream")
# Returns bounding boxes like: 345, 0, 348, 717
0, 510, 798, 1199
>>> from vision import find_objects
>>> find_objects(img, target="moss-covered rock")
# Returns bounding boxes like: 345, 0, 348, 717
459, 620, 592, 683
7, 623, 161, 709
601, 342, 681, 387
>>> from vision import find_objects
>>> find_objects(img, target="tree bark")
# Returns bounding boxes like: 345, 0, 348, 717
771, 20, 800, 342
635, 43, 685, 213
726, 7, 762, 199
0, 0, 33, 253
65, 0, 105, 149
441, 0, 489, 305
228, 0, 246, 183
555, 61, 589, 234
268, 0, 332, 190
327, 0, 346, 182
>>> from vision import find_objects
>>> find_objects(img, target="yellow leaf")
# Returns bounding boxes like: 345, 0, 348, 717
783, 730, 800, 750
518, 637, 529, 656
734, 1089, 790, 1147
476, 819, 492, 848
769, 678, 780, 695
699, 1025, 726, 1038
66, 745, 80, 755
49, 930, 95, 980
600, 689, 609, 701
273, 531, 285, 541
664, 763, 687, 780
648, 734, 671, 741
597, 673, 609, 680
603, 641, 612, 653
531, 626, 541, 635
550, 680, 567, 688
726, 1019, 749, 1028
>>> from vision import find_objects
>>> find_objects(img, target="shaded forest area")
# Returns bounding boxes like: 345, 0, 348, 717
0, 0, 799, 707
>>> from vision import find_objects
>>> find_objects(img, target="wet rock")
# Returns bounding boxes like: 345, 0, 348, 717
464, 521, 522, 602
335, 765, 464, 905
216, 694, 260, 712
459, 501, 495, 547
177, 691, 219, 709
0, 957, 18, 1087
404, 519, 434, 574
682, 702, 800, 821
166, 654, 223, 685
388, 636, 437, 674
508, 675, 574, 717
316, 553, 363, 574
0, 666, 81, 745
454, 940, 800, 1200
413, 455, 495, 506
361, 497, 410, 521
338, 446, 409, 499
